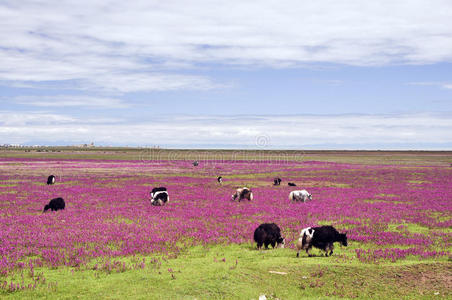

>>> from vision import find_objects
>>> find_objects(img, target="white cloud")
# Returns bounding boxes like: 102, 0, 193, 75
408, 81, 452, 90
0, 111, 121, 126
7, 95, 128, 108
1, 1, 452, 92
1, 112, 451, 149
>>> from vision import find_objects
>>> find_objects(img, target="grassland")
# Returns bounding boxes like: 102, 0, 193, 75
0, 149, 451, 299
2, 147, 452, 165
3, 244, 450, 300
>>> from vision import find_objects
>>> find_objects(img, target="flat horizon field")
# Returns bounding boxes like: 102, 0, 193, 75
0, 150, 451, 299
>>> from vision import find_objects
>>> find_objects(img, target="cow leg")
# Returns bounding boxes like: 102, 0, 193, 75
257, 243, 262, 250
307, 247, 313, 257
329, 244, 334, 256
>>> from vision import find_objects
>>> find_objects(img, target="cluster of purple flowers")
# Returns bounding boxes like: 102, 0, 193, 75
0, 157, 450, 290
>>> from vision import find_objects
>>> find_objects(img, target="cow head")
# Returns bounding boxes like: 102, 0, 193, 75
43, 204, 50, 212
277, 237, 285, 248
341, 233, 348, 246
231, 192, 238, 201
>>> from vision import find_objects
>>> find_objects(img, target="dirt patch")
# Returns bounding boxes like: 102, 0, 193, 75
388, 263, 452, 297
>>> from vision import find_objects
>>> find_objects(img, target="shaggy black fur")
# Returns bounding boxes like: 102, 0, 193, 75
305, 225, 347, 257
43, 197, 65, 212
253, 223, 285, 249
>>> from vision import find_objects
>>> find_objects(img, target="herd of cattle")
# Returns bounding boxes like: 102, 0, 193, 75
43, 172, 347, 257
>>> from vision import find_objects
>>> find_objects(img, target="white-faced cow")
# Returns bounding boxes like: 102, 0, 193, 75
289, 190, 312, 202
296, 225, 347, 257
231, 187, 253, 202
150, 187, 169, 206
47, 175, 56, 185
43, 197, 65, 212
253, 223, 285, 250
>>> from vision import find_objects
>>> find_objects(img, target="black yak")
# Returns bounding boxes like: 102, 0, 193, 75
47, 175, 56, 185
43, 197, 65, 212
273, 177, 281, 185
296, 225, 347, 257
253, 223, 285, 250
231, 187, 253, 202
150, 187, 169, 206
288, 182, 296, 186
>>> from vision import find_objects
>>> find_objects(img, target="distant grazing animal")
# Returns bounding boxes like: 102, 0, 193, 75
231, 187, 253, 202
43, 197, 65, 212
150, 187, 169, 206
193, 161, 199, 166
47, 175, 56, 185
296, 225, 347, 257
288, 182, 296, 186
217, 176, 223, 183
253, 223, 285, 249
289, 190, 312, 202
273, 177, 281, 186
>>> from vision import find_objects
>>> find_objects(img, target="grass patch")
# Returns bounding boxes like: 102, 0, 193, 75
2, 244, 450, 299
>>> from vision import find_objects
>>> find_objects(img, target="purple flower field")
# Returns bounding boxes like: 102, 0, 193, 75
0, 157, 451, 289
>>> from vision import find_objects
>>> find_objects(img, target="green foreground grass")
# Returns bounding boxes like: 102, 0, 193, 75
3, 244, 450, 300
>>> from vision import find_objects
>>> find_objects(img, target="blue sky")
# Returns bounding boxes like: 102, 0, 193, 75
1, 0, 451, 149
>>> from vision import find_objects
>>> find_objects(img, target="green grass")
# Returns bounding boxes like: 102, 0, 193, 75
2, 244, 450, 299
2, 148, 452, 165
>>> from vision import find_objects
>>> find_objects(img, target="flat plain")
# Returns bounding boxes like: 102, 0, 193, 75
0, 148, 451, 299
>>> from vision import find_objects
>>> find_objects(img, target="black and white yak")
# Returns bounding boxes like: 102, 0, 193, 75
231, 187, 253, 202
296, 225, 347, 257
150, 187, 169, 206
43, 197, 65, 212
47, 175, 56, 185
193, 161, 199, 166
289, 190, 312, 202
273, 177, 282, 186
253, 223, 285, 250
288, 182, 296, 186
217, 176, 223, 183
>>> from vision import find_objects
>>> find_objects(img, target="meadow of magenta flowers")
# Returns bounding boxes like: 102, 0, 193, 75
0, 157, 451, 290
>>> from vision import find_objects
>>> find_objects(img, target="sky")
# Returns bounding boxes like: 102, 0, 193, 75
1, 0, 452, 149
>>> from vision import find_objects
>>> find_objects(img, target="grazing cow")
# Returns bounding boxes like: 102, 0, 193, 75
47, 175, 56, 185
296, 225, 347, 257
217, 176, 223, 183
289, 190, 312, 202
43, 197, 65, 212
150, 187, 169, 206
273, 177, 281, 186
231, 187, 253, 202
288, 182, 296, 186
253, 223, 285, 249
193, 161, 199, 166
